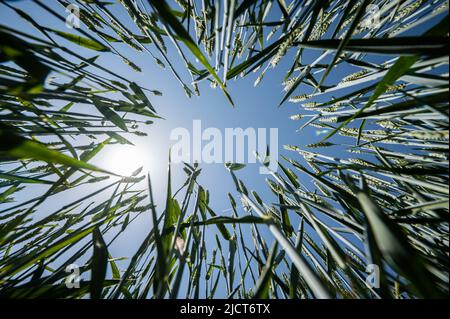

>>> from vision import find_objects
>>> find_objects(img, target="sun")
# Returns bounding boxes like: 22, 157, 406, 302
100, 144, 150, 176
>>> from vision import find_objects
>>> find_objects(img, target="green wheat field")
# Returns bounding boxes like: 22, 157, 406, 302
0, 0, 448, 299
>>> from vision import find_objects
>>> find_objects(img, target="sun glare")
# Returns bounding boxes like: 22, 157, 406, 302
101, 145, 150, 176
